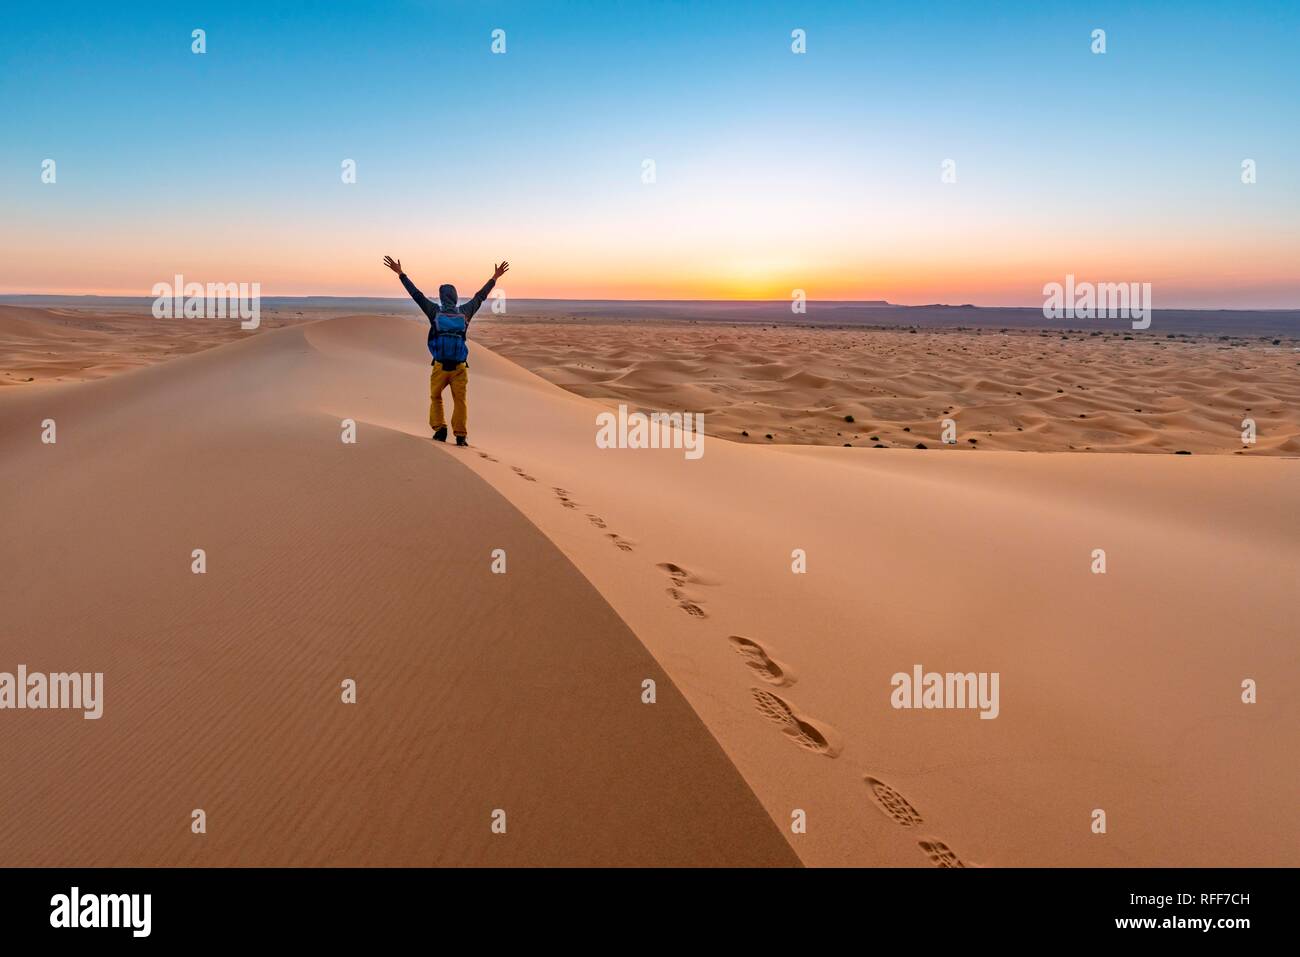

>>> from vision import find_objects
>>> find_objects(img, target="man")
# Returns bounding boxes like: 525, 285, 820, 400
383, 255, 509, 446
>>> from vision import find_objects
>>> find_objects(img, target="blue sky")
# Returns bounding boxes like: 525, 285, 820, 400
1, 0, 1296, 304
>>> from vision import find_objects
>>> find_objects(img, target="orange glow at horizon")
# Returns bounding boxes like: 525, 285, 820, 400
3, 224, 1298, 308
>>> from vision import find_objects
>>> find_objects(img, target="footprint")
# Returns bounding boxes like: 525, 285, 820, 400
655, 562, 718, 586
666, 587, 705, 616
864, 776, 924, 827
552, 487, 579, 508
658, 562, 690, 587
918, 839, 967, 868
586, 514, 608, 529
511, 466, 537, 482
729, 635, 795, 686
607, 533, 634, 552
477, 452, 500, 463
749, 689, 840, 757
657, 562, 715, 617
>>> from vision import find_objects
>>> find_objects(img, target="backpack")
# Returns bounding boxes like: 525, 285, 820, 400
430, 310, 469, 366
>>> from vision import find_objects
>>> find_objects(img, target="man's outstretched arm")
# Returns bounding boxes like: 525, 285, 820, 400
383, 255, 435, 317
464, 261, 509, 318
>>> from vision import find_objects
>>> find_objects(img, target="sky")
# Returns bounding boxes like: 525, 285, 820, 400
1, 1, 1297, 306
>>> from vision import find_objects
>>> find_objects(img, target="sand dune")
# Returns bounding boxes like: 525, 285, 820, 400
0, 318, 795, 866
323, 315, 1297, 867
475, 320, 1300, 455
0, 305, 306, 388
2, 311, 1296, 867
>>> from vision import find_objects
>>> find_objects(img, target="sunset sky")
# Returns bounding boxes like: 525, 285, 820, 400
2, 1, 1297, 306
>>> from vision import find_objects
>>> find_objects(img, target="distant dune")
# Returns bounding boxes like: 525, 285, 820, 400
10, 305, 1297, 455
6, 295, 1300, 337
475, 320, 1300, 455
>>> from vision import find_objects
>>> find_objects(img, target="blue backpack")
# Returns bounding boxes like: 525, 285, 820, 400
430, 310, 469, 366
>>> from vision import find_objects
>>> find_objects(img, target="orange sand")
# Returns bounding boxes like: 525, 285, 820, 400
1, 308, 1296, 866
475, 320, 1300, 455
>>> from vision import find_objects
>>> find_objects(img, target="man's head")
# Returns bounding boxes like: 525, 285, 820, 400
438, 284, 458, 311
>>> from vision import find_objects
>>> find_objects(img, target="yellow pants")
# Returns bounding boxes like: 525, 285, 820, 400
429, 362, 469, 436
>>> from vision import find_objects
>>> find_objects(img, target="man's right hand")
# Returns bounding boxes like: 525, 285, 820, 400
493, 261, 510, 280
383, 256, 402, 275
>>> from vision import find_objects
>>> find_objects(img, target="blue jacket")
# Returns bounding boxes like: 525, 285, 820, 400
399, 273, 495, 363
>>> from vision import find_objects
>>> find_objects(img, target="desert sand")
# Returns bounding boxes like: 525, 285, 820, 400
474, 319, 1300, 455
0, 304, 308, 387
0, 309, 793, 866
1, 307, 1296, 867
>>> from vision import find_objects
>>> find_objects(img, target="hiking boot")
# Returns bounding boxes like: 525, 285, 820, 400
432, 426, 448, 442
455, 435, 469, 447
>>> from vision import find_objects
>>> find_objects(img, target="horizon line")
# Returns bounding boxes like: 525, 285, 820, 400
3, 293, 1299, 313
